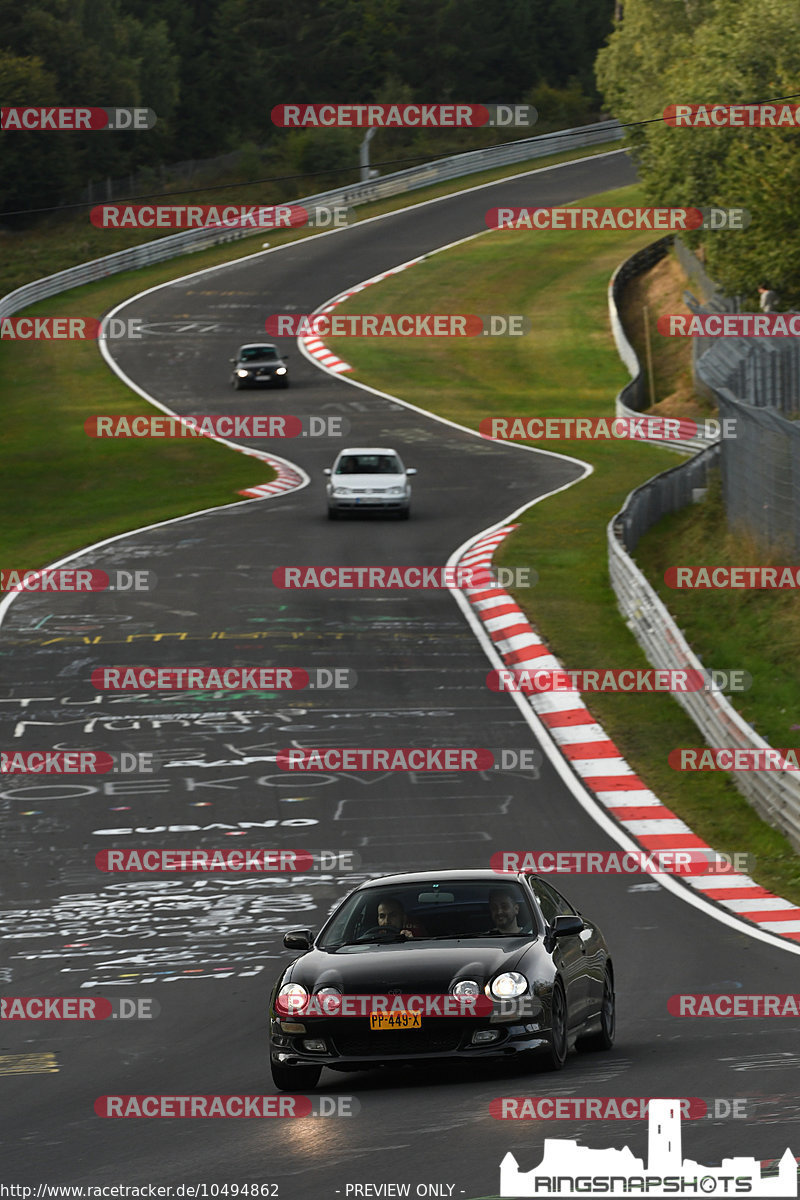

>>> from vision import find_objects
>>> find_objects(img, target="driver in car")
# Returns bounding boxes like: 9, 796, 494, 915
377, 897, 427, 939
486, 888, 528, 934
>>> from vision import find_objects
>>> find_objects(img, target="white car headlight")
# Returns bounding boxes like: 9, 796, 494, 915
452, 980, 480, 997
276, 982, 309, 1015
487, 972, 528, 999
386, 487, 405, 495
236, 368, 250, 377
276, 366, 287, 375
332, 487, 352, 496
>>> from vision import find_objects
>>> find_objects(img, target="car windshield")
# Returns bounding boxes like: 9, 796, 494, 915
239, 346, 278, 361
318, 881, 536, 948
335, 454, 402, 475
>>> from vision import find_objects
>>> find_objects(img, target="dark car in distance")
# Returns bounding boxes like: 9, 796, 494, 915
268, 869, 615, 1090
230, 343, 289, 388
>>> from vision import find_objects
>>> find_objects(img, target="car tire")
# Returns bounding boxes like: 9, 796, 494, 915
397, 508, 410, 520
577, 966, 615, 1052
270, 1058, 321, 1092
327, 508, 340, 521
540, 979, 568, 1071
280, 379, 289, 389
232, 378, 241, 390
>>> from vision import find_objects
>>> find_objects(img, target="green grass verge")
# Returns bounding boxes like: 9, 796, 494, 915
1, 268, 272, 572
322, 181, 800, 905
635, 471, 800, 751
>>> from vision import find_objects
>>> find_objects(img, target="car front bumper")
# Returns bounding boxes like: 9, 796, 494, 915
327, 495, 409, 511
269, 1015, 549, 1071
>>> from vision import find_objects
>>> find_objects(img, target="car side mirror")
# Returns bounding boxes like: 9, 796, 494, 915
406, 468, 417, 476
283, 929, 313, 951
323, 468, 332, 476
552, 915, 584, 937
282, 353, 289, 358
229, 358, 236, 364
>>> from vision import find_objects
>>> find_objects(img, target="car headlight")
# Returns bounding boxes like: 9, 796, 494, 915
315, 987, 341, 997
487, 972, 528, 999
236, 368, 250, 377
452, 980, 481, 997
385, 487, 405, 495
332, 487, 352, 496
276, 366, 287, 375
276, 982, 309, 1015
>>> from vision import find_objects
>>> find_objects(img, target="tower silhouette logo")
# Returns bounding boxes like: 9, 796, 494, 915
500, 1098, 797, 1197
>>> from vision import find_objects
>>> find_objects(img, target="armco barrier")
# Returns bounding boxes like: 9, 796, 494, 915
606, 248, 800, 852
0, 120, 622, 323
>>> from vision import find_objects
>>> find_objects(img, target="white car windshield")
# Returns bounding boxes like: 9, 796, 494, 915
335, 455, 402, 475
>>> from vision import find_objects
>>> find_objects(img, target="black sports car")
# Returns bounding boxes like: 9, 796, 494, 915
268, 869, 614, 1090
229, 343, 289, 388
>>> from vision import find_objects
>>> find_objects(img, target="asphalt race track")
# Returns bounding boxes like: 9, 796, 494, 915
2, 151, 798, 1195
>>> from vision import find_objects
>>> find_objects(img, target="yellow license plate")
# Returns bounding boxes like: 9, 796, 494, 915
369, 1010, 422, 1031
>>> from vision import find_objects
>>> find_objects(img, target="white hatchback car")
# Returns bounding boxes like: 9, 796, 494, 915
324, 447, 416, 520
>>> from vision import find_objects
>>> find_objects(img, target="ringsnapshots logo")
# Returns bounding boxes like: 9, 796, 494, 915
272, 565, 537, 589
89, 204, 352, 230
498, 1097, 798, 1197
486, 207, 749, 232
84, 415, 348, 438
0, 567, 156, 593
1, 996, 158, 1020
90, 667, 355, 691
487, 668, 752, 694
1, 107, 156, 131
271, 103, 536, 128
266, 313, 529, 337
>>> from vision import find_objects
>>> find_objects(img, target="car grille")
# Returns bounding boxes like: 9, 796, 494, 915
331, 1024, 464, 1057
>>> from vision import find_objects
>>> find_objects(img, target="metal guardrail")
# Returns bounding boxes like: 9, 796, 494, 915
607, 244, 800, 853
0, 119, 623, 322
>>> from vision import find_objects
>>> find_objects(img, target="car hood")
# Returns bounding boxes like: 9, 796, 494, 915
283, 938, 536, 993
330, 473, 406, 489
239, 358, 281, 368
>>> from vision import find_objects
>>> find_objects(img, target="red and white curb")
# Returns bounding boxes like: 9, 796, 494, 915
298, 260, 426, 372
457, 525, 800, 946
238, 454, 306, 498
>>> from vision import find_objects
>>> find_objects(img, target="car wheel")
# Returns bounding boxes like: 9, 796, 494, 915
280, 379, 289, 389
540, 980, 568, 1071
397, 508, 410, 520
578, 966, 615, 1052
232, 378, 241, 390
270, 1058, 321, 1092
327, 508, 339, 521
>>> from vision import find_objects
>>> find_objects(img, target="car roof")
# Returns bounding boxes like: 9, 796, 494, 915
335, 447, 402, 456
356, 869, 525, 891
237, 343, 278, 351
